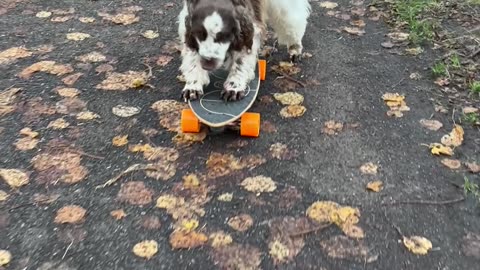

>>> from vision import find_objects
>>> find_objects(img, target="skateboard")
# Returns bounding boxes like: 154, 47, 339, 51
181, 59, 267, 137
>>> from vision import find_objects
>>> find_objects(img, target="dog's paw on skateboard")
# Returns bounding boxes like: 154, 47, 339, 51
181, 85, 204, 101
222, 80, 246, 101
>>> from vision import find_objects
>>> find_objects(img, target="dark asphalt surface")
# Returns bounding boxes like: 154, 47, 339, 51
1, 0, 479, 269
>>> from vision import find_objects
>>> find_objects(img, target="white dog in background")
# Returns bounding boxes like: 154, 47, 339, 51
178, 0, 311, 101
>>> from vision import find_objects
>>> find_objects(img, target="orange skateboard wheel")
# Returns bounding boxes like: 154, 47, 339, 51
240, 112, 260, 137
258, 59, 266, 81
181, 109, 200, 133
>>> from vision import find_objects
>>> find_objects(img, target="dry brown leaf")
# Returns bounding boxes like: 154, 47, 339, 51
36, 11, 52, 18
228, 214, 254, 232
116, 181, 153, 205
0, 47, 33, 65
218, 193, 233, 202
66, 32, 91, 41
441, 159, 461, 169
144, 162, 176, 181
430, 143, 454, 156
461, 232, 480, 258
269, 240, 290, 264
272, 61, 301, 75
209, 231, 233, 248
76, 111, 100, 120
366, 181, 383, 192
0, 169, 29, 188
320, 235, 368, 259
441, 125, 464, 147
273, 92, 304, 105
95, 64, 114, 74
156, 55, 174, 67
331, 206, 360, 227
419, 119, 443, 131
403, 236, 432, 255
465, 162, 480, 173
132, 240, 158, 259
139, 216, 162, 230
97, 71, 149, 91
151, 99, 187, 115
280, 105, 306, 118
240, 176, 277, 194
350, 19, 366, 27
51, 16, 73, 22
0, 190, 8, 202
156, 194, 185, 210
48, 118, 70, 130
0, 87, 21, 117
110, 209, 127, 220
322, 120, 344, 135
463, 107, 478, 114
269, 143, 298, 160
405, 47, 423, 56
14, 137, 39, 151
112, 105, 140, 117
169, 230, 208, 249
79, 17, 96, 23
210, 244, 262, 270
32, 151, 88, 184
343, 27, 365, 36
319, 1, 339, 9
387, 32, 410, 42
112, 135, 129, 147
54, 205, 86, 224
173, 129, 208, 146
360, 162, 378, 175
306, 201, 339, 223
142, 30, 159, 39
99, 12, 139, 25
56, 87, 80, 98
76, 52, 106, 63
341, 224, 365, 239
18, 61, 73, 79
183, 174, 200, 189
0, 250, 12, 266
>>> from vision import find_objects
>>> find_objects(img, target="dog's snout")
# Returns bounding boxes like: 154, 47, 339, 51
200, 57, 218, 71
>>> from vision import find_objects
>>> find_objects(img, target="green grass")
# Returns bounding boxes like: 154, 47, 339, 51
468, 0, 480, 5
432, 62, 448, 77
464, 176, 480, 203
463, 113, 479, 124
393, 0, 437, 44
449, 54, 461, 69
470, 81, 480, 94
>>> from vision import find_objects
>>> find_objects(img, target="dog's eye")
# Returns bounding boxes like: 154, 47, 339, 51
215, 32, 231, 42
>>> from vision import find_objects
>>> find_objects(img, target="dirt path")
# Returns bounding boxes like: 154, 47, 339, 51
1, 0, 479, 269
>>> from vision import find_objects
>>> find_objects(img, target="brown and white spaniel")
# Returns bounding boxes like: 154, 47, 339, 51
178, 0, 311, 101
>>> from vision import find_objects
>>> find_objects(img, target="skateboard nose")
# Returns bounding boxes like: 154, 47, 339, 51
200, 57, 217, 71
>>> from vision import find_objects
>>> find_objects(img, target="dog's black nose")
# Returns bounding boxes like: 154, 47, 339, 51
200, 57, 217, 71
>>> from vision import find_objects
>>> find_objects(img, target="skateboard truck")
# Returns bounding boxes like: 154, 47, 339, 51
181, 59, 267, 138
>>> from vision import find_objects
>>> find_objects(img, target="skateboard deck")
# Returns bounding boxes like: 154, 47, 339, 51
188, 64, 260, 127
181, 60, 266, 137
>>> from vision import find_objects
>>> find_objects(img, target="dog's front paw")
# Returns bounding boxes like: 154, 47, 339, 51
181, 83, 204, 101
288, 44, 303, 63
222, 80, 246, 101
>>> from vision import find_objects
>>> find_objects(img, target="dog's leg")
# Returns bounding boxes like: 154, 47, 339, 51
222, 30, 261, 101
265, 0, 311, 61
177, 1, 209, 101
180, 48, 210, 101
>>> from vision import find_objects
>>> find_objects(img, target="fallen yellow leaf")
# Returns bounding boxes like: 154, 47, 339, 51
240, 176, 277, 194
306, 201, 339, 223
112, 135, 129, 147
142, 30, 159, 39
47, 118, 70, 130
440, 158, 461, 170
36, 11, 52, 18
280, 105, 307, 118
341, 224, 365, 239
217, 193, 233, 202
180, 219, 199, 232
366, 181, 383, 192
133, 240, 158, 259
441, 125, 464, 147
403, 236, 432, 255
54, 205, 86, 224
76, 111, 100, 120
360, 162, 378, 175
430, 143, 453, 156
0, 47, 32, 65
66, 32, 91, 41
209, 231, 233, 248
0, 250, 12, 266
330, 206, 360, 227
0, 168, 29, 188
170, 230, 208, 249
183, 174, 200, 188
273, 92, 304, 105
56, 87, 80, 97
79, 17, 96, 23
0, 190, 8, 202
110, 209, 127, 220
156, 195, 185, 209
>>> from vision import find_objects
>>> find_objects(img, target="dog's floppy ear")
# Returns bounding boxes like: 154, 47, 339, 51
231, 6, 254, 51
184, 14, 198, 51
